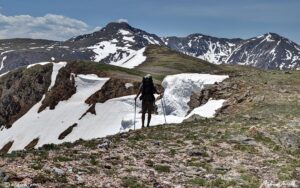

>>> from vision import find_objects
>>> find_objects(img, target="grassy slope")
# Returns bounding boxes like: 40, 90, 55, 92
136, 45, 225, 80
0, 46, 299, 187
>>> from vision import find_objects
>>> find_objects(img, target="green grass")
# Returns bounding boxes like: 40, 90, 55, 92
205, 178, 237, 188
154, 164, 171, 173
187, 161, 212, 172
136, 45, 225, 80
53, 155, 72, 162
30, 162, 43, 170
240, 173, 260, 187
233, 143, 258, 154
188, 177, 206, 186
121, 177, 146, 188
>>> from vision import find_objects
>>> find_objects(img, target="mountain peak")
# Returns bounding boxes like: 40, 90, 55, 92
105, 22, 132, 31
261, 32, 283, 41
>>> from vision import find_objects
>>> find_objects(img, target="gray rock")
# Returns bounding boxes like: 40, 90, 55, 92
0, 170, 9, 182
278, 132, 300, 149
152, 141, 161, 146
229, 135, 257, 145
183, 114, 206, 123
98, 138, 110, 149
0, 169, 5, 178
75, 174, 84, 184
253, 95, 265, 103
189, 149, 208, 157
52, 167, 65, 176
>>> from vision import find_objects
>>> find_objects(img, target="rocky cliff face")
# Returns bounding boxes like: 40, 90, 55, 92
0, 64, 52, 128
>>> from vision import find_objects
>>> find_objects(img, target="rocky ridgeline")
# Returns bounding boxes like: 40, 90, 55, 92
1, 23, 300, 75
0, 69, 299, 187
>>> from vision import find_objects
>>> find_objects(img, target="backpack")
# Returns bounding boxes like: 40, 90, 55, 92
140, 76, 155, 101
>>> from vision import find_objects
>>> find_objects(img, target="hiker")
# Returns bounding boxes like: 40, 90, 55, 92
134, 74, 161, 128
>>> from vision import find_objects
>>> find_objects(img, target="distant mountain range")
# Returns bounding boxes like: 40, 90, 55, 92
0, 22, 299, 73
163, 32, 300, 70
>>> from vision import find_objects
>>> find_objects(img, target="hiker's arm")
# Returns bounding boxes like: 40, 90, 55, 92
154, 86, 160, 94
134, 86, 142, 101
154, 86, 164, 101
154, 86, 164, 95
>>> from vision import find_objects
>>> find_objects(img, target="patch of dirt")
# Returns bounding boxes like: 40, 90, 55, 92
58, 123, 78, 140
24, 138, 39, 150
0, 141, 14, 153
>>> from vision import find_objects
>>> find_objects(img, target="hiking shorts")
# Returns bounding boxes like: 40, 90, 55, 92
142, 100, 154, 113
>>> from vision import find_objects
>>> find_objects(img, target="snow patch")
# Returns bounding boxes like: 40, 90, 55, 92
0, 56, 7, 71
110, 47, 146, 68
143, 35, 160, 45
125, 83, 133, 89
161, 73, 228, 116
0, 50, 14, 56
266, 34, 275, 42
123, 36, 135, 42
118, 29, 131, 35
0, 71, 9, 77
88, 41, 118, 62
27, 62, 51, 68
87, 40, 146, 68
49, 62, 67, 90
186, 99, 225, 118
285, 50, 292, 60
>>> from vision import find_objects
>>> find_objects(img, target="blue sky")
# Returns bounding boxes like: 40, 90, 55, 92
0, 0, 299, 43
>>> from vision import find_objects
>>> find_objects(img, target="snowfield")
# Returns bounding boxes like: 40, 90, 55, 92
0, 67, 228, 152
160, 74, 229, 116
88, 40, 146, 69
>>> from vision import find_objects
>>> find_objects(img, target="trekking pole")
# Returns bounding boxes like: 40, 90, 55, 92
160, 96, 167, 124
134, 100, 136, 130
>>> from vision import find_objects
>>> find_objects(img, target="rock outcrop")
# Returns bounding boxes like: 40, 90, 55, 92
0, 64, 52, 128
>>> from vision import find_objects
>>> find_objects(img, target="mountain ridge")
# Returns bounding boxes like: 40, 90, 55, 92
0, 22, 299, 73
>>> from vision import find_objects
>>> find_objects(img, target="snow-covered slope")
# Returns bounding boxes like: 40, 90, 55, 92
160, 73, 229, 116
65, 22, 164, 67
225, 33, 300, 70
162, 34, 242, 64
0, 22, 164, 74
0, 64, 228, 152
163, 33, 300, 70
0, 22, 299, 71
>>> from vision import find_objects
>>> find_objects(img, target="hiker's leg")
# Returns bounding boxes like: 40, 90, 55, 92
141, 101, 146, 128
147, 109, 151, 127
142, 112, 145, 128
147, 101, 153, 127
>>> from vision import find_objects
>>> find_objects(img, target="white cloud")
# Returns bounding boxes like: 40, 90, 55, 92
92, 26, 102, 32
116, 18, 128, 23
0, 13, 97, 41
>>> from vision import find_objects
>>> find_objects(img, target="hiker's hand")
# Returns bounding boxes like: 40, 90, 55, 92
156, 93, 163, 100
